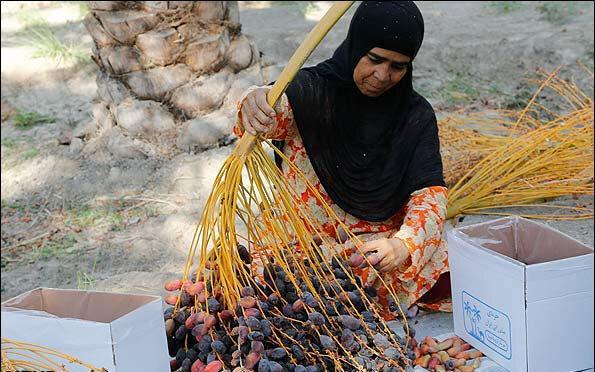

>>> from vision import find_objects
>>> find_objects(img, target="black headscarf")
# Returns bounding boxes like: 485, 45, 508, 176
276, 1, 445, 222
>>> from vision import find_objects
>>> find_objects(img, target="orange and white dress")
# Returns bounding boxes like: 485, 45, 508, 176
235, 90, 451, 314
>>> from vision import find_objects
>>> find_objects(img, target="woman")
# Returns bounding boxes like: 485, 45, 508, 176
235, 1, 451, 315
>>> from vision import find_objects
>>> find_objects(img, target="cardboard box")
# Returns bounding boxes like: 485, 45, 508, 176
447, 216, 594, 372
1, 288, 170, 372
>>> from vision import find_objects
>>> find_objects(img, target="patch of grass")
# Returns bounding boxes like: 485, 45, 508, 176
300, 2, 317, 15
67, 204, 125, 231
440, 72, 480, 106
15, 10, 50, 30
76, 254, 99, 289
27, 27, 89, 64
23, 148, 40, 160
13, 109, 55, 129
1, 136, 37, 164
1, 199, 29, 211
298, 1, 332, 19
33, 233, 78, 261
70, 206, 103, 228
137, 205, 160, 218
1, 138, 19, 150
15, 10, 89, 65
435, 72, 523, 109
487, 1, 523, 14
503, 81, 535, 110
536, 2, 578, 24
76, 270, 96, 289
76, 1, 90, 18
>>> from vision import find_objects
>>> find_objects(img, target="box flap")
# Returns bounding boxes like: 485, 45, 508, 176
110, 298, 170, 372
451, 216, 594, 265
447, 226, 526, 277
2, 288, 159, 323
450, 216, 522, 263
515, 217, 593, 265
1, 288, 44, 310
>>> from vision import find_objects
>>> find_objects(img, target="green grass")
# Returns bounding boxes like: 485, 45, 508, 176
14, 109, 55, 129
28, 27, 89, 63
61, 198, 158, 234
503, 81, 535, 110
536, 2, 578, 24
16, 10, 89, 64
1, 138, 19, 150
15, 10, 50, 30
300, 2, 319, 16
440, 72, 481, 106
76, 1, 90, 18
1, 136, 38, 164
137, 205, 160, 218
76, 253, 99, 290
23, 148, 40, 160
33, 233, 78, 261
76, 270, 96, 289
1, 199, 29, 212
67, 204, 125, 231
434, 71, 522, 109
487, 1, 523, 14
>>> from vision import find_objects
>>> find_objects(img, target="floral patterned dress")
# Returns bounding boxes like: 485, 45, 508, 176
234, 88, 451, 314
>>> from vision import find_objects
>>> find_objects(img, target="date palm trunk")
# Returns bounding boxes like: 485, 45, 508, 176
82, 1, 262, 158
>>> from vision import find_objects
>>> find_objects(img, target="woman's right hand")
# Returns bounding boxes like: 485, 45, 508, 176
240, 87, 277, 135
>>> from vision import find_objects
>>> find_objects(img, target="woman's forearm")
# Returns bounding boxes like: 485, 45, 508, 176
392, 185, 448, 280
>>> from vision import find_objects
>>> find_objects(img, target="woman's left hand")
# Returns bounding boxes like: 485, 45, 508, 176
359, 237, 410, 273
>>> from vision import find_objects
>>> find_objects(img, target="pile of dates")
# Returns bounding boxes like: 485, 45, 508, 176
413, 335, 483, 371
163, 246, 419, 372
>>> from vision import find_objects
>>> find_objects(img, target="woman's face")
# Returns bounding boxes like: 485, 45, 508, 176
353, 47, 411, 97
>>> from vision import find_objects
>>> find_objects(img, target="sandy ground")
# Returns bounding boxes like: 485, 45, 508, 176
1, 1, 593, 307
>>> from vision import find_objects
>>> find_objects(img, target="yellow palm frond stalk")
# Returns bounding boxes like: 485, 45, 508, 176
446, 68, 594, 220
1, 338, 106, 372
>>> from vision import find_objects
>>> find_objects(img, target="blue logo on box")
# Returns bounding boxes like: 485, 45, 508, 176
462, 291, 512, 360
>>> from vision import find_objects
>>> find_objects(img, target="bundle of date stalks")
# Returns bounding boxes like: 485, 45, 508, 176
163, 244, 419, 372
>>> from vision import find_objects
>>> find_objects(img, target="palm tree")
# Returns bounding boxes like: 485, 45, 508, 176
82, 1, 262, 157
471, 305, 482, 338
464, 300, 481, 338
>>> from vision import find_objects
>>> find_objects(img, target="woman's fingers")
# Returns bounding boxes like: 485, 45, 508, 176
238, 87, 278, 136
241, 105, 256, 135
254, 89, 276, 118
376, 252, 394, 272
247, 95, 274, 128
358, 240, 382, 268
242, 100, 269, 134
359, 240, 381, 254
358, 243, 392, 271
357, 238, 408, 273
240, 105, 253, 134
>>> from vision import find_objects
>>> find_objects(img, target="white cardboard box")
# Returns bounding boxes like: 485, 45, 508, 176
447, 216, 594, 372
1, 288, 170, 372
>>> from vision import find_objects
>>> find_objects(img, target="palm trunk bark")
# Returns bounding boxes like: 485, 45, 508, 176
83, 1, 262, 157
